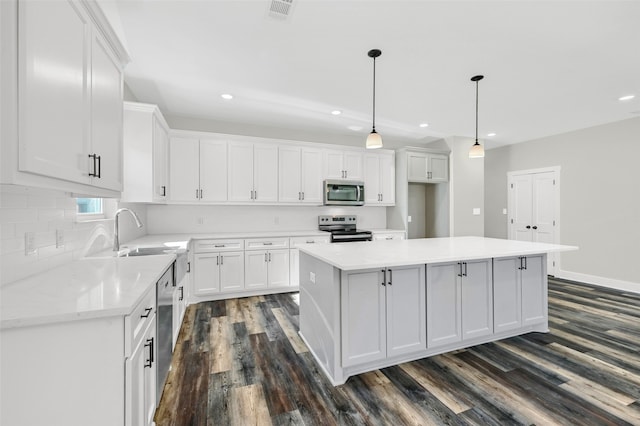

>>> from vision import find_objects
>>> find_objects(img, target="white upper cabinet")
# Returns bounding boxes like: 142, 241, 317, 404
11, 0, 128, 195
169, 136, 227, 203
278, 146, 323, 204
324, 149, 363, 180
407, 151, 449, 183
228, 140, 278, 203
364, 151, 395, 205
121, 102, 170, 203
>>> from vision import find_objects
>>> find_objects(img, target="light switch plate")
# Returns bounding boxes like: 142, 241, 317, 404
473, 208, 481, 215
407, 216, 412, 223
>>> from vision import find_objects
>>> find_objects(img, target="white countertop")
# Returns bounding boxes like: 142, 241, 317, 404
0, 255, 175, 329
297, 236, 578, 271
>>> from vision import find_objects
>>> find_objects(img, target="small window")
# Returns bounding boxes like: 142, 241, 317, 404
76, 198, 104, 219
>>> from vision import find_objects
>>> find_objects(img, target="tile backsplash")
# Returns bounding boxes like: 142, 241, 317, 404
0, 185, 146, 286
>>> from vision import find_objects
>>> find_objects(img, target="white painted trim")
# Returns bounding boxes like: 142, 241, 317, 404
557, 269, 640, 294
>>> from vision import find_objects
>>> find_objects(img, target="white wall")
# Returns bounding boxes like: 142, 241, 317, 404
446, 136, 484, 236
145, 204, 386, 235
485, 117, 640, 290
0, 185, 147, 285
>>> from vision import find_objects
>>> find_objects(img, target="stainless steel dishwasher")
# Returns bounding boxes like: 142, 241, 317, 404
156, 262, 175, 402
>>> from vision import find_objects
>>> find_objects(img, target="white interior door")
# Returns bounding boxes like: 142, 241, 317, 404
508, 168, 559, 275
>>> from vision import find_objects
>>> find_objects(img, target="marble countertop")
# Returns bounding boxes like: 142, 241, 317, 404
298, 236, 578, 271
0, 255, 175, 329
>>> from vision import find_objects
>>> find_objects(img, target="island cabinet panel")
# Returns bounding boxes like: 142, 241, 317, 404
493, 254, 547, 332
426, 259, 493, 348
341, 270, 386, 366
341, 265, 426, 367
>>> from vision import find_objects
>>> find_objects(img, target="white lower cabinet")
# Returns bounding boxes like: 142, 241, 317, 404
493, 254, 547, 332
341, 265, 426, 367
244, 239, 290, 290
194, 251, 244, 295
426, 259, 493, 348
173, 272, 188, 348
126, 315, 157, 426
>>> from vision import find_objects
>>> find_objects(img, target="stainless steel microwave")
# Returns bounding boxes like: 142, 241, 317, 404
323, 179, 365, 206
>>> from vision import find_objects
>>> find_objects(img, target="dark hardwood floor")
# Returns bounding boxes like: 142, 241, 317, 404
155, 279, 640, 425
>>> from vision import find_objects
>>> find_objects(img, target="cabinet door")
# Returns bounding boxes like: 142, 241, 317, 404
461, 260, 493, 340
169, 137, 199, 202
343, 151, 363, 180
324, 150, 345, 179
219, 251, 245, 292
153, 116, 169, 200
200, 139, 228, 202
253, 144, 278, 202
342, 270, 386, 366
386, 265, 426, 357
426, 262, 461, 347
493, 257, 522, 333
379, 152, 395, 204
90, 30, 123, 191
125, 316, 156, 426
521, 255, 547, 326
300, 148, 324, 203
267, 249, 290, 287
364, 154, 381, 204
18, 0, 90, 184
407, 153, 428, 182
428, 154, 449, 182
193, 253, 220, 295
289, 248, 300, 287
279, 146, 302, 203
228, 141, 254, 202
244, 250, 268, 290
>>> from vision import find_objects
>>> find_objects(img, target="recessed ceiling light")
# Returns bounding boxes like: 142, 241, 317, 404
618, 94, 635, 101
331, 110, 342, 115
221, 94, 233, 100
347, 125, 363, 131
419, 123, 429, 128
487, 132, 496, 137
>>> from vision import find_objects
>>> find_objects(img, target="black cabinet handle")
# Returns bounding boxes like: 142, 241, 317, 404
526, 225, 531, 229
161, 186, 166, 196
88, 154, 98, 177
187, 261, 191, 273
463, 262, 468, 277
144, 337, 154, 368
381, 269, 386, 286
179, 286, 184, 301
388, 269, 392, 286
532, 226, 538, 230
140, 307, 152, 318
457, 262, 463, 277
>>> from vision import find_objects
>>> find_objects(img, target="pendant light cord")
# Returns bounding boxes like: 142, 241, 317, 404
475, 79, 479, 143
372, 56, 376, 132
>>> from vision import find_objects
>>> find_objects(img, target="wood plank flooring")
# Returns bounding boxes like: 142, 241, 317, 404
154, 279, 640, 425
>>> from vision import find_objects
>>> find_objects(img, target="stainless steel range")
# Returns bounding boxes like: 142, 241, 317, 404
318, 215, 372, 243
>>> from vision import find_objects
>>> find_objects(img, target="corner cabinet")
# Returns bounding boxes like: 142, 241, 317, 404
4, 0, 129, 196
121, 102, 170, 202
407, 151, 449, 183
364, 151, 395, 205
341, 265, 426, 367
426, 259, 493, 348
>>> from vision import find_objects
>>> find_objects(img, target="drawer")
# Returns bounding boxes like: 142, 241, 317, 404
244, 237, 289, 251
289, 235, 331, 247
125, 286, 157, 357
194, 239, 244, 253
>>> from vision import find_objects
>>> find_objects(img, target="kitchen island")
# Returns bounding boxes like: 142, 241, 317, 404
297, 236, 577, 385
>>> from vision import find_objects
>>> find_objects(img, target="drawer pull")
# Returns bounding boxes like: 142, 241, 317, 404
263, 242, 273, 246
140, 307, 152, 318
306, 240, 315, 243
214, 244, 225, 248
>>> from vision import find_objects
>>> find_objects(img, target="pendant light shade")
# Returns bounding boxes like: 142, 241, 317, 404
469, 75, 485, 158
366, 49, 383, 149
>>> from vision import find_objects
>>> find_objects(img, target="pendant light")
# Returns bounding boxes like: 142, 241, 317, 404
469, 75, 485, 158
366, 49, 383, 149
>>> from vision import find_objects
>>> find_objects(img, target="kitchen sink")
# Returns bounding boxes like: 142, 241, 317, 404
121, 247, 179, 257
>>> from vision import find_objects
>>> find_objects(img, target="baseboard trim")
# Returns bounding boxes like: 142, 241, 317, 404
556, 270, 640, 294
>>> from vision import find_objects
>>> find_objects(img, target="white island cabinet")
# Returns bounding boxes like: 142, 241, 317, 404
0, 256, 174, 426
298, 237, 576, 385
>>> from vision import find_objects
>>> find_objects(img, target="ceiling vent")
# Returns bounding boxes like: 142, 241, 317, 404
269, 0, 294, 19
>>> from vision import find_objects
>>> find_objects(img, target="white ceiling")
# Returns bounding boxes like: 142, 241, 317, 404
108, 0, 640, 149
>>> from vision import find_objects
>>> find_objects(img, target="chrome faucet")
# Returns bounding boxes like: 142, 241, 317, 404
113, 208, 143, 252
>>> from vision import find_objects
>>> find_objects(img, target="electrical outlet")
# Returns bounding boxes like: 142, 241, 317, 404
25, 232, 36, 255
196, 217, 204, 225
502, 208, 508, 215
407, 216, 412, 223
309, 272, 316, 283
56, 229, 65, 248
473, 208, 481, 216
